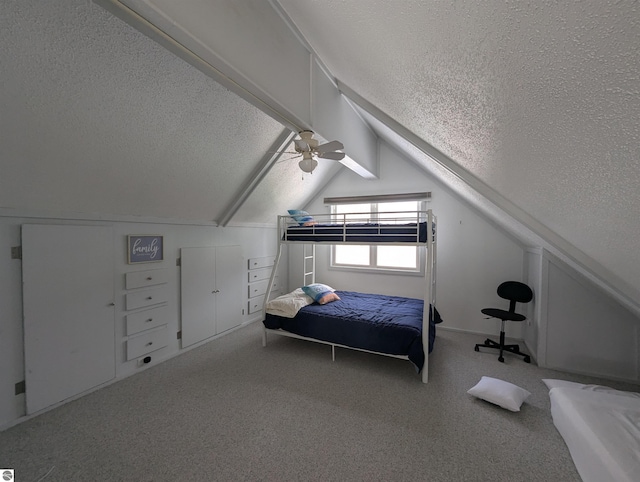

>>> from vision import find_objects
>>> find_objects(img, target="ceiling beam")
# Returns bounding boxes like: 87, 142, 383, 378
94, 0, 303, 133
217, 128, 297, 227
95, 0, 379, 180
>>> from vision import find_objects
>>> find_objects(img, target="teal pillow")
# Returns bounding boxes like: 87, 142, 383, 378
288, 209, 315, 226
302, 283, 339, 304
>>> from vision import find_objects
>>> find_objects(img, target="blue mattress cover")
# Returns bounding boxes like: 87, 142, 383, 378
284, 222, 429, 243
263, 290, 442, 371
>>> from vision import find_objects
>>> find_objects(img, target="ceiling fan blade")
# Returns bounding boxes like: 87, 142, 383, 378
318, 151, 346, 161
316, 140, 343, 153
282, 153, 302, 161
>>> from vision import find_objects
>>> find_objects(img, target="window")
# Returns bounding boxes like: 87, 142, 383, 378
330, 200, 425, 273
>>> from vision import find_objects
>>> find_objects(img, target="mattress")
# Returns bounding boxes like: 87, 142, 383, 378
549, 385, 640, 482
263, 290, 442, 370
284, 222, 429, 243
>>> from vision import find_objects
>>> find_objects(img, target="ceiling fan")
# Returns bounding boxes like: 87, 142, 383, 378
282, 130, 345, 173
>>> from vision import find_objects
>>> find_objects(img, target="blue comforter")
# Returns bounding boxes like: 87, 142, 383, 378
263, 291, 442, 371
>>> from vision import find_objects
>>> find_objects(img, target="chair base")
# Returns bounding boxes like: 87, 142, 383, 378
474, 331, 531, 363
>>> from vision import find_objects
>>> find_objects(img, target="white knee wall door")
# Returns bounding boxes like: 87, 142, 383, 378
22, 224, 116, 415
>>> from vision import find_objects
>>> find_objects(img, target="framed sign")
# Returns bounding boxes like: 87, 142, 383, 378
127, 235, 163, 264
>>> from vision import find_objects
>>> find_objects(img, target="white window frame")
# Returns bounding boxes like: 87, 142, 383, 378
329, 200, 427, 275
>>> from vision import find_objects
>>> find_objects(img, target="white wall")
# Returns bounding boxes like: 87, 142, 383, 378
0, 211, 283, 429
528, 249, 640, 382
291, 141, 528, 336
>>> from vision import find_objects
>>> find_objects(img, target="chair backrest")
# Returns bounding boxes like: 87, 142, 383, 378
496, 281, 533, 313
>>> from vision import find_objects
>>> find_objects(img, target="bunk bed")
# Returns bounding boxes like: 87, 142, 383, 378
261, 209, 438, 383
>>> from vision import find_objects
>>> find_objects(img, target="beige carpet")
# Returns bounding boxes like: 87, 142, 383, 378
2, 321, 636, 481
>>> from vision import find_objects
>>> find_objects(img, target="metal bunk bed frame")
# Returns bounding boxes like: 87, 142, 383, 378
262, 209, 437, 383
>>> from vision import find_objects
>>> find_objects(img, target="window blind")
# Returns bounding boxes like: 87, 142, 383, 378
324, 192, 431, 205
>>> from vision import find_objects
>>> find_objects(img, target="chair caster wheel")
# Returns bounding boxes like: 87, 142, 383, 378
524, 356, 531, 363
498, 356, 504, 363
474, 346, 479, 352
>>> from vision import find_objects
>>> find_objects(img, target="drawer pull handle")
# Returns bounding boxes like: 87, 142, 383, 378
147, 296, 153, 300
146, 318, 153, 322
146, 342, 153, 346
146, 277, 153, 280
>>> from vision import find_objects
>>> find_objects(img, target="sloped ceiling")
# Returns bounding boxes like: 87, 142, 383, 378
0, 1, 333, 223
2, 1, 639, 311
275, 0, 640, 303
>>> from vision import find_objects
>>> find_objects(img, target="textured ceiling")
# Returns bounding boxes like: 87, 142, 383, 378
0, 1, 292, 223
276, 0, 640, 296
2, 1, 639, 306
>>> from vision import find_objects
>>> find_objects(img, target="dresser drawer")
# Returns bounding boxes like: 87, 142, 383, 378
127, 325, 168, 360
248, 256, 275, 270
125, 268, 168, 289
248, 295, 265, 314
126, 286, 169, 311
248, 267, 272, 282
250, 290, 283, 314
248, 277, 281, 298
126, 305, 170, 336
249, 279, 268, 298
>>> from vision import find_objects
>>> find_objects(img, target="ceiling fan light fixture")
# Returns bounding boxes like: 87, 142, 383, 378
298, 155, 318, 173
278, 130, 343, 173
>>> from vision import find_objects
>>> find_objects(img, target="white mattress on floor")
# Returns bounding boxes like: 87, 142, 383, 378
548, 381, 640, 482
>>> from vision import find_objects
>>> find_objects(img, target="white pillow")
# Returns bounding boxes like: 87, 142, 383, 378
468, 376, 531, 412
265, 288, 314, 318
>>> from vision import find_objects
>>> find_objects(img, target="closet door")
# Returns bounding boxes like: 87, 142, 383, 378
22, 224, 116, 414
181, 247, 217, 348
181, 246, 242, 347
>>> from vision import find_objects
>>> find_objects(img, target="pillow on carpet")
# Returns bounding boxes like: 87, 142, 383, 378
468, 376, 531, 412
302, 283, 339, 304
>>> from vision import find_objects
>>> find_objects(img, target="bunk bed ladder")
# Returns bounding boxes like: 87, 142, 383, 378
303, 243, 316, 286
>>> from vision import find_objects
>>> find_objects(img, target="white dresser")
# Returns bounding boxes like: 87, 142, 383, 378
247, 256, 281, 314
124, 268, 169, 364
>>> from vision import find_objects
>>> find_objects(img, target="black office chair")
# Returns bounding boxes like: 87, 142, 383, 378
475, 281, 533, 363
